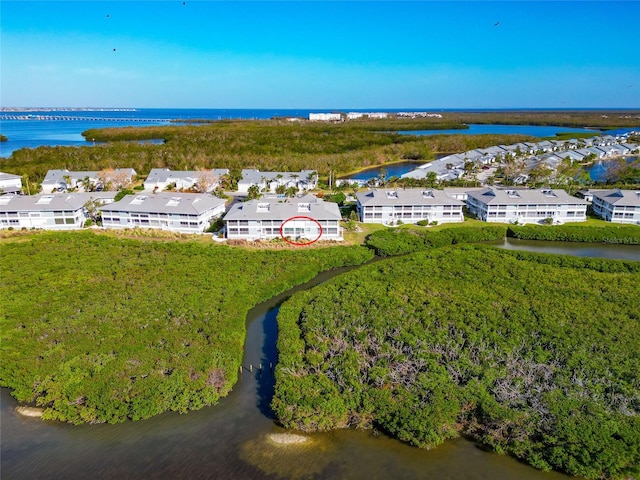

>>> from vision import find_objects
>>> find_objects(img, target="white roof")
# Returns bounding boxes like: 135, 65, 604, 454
0, 192, 117, 212
42, 168, 136, 184
357, 188, 464, 206
223, 194, 340, 221
0, 171, 22, 181
239, 169, 317, 184
592, 189, 640, 207
100, 193, 225, 215
145, 168, 229, 183
468, 188, 589, 206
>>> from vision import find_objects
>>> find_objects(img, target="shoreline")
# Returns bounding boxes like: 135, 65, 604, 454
15, 406, 44, 418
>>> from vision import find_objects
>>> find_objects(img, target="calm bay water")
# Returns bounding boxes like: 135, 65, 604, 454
588, 156, 639, 181
3, 242, 638, 479
494, 237, 640, 261
398, 124, 600, 137
340, 161, 425, 181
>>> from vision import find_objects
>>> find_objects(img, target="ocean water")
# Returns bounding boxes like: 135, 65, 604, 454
398, 124, 600, 137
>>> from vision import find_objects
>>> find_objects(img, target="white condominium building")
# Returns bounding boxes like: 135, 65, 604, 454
100, 193, 226, 233
466, 188, 588, 224
356, 188, 464, 225
224, 194, 342, 241
592, 189, 640, 224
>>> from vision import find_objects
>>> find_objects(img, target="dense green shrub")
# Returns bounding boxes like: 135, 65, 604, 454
3, 119, 537, 185
273, 245, 640, 479
508, 224, 640, 244
365, 225, 507, 256
0, 231, 374, 424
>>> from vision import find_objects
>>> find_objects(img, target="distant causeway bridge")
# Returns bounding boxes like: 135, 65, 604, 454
0, 114, 172, 123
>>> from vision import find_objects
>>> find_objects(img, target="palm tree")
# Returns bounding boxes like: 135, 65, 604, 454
247, 184, 261, 200
284, 186, 297, 198
290, 173, 299, 190
81, 176, 93, 192
307, 171, 317, 185
425, 172, 438, 188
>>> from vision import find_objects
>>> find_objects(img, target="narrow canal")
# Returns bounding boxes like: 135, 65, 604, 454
2, 242, 637, 479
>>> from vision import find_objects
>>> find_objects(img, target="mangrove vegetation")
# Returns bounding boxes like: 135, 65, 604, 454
0, 231, 374, 424
272, 245, 640, 479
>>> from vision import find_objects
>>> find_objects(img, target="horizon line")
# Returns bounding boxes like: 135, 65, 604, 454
2, 106, 640, 111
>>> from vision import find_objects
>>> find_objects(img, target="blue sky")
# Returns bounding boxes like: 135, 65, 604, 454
1, 1, 639, 109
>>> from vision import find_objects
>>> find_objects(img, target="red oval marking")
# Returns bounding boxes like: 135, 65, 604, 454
279, 216, 323, 246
